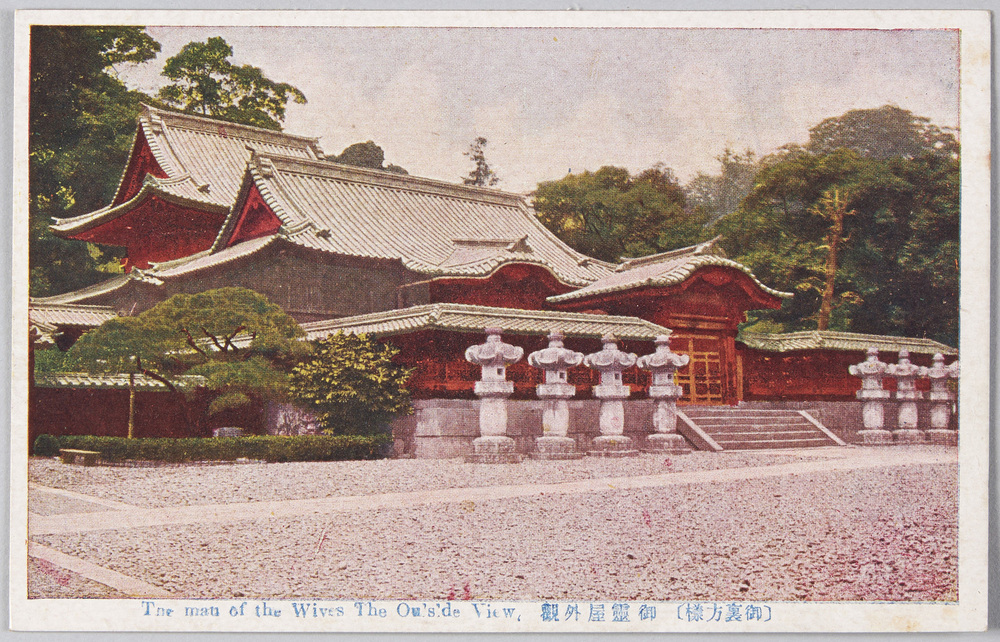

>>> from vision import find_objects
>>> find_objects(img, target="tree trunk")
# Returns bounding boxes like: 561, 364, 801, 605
817, 198, 847, 331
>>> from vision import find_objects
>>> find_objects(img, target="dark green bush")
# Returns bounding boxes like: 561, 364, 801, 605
55, 434, 392, 463
32, 434, 60, 457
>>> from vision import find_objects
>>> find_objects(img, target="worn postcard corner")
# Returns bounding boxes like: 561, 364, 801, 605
9, 9, 992, 634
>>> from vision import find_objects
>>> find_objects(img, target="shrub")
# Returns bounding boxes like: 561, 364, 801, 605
32, 434, 60, 457
290, 332, 413, 435
54, 434, 391, 463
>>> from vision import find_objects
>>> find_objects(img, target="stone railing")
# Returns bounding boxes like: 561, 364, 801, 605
849, 349, 959, 446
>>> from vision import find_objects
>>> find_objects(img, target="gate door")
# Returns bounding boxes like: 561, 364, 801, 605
671, 333, 724, 405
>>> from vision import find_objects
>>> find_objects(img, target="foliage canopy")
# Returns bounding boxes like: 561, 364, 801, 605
64, 288, 309, 427
290, 332, 413, 436
534, 165, 709, 263
713, 148, 959, 344
29, 26, 161, 296
157, 37, 307, 130
463, 137, 500, 187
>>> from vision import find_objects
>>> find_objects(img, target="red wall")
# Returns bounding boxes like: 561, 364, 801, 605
389, 330, 654, 400
738, 346, 944, 402
429, 264, 574, 310
29, 388, 266, 444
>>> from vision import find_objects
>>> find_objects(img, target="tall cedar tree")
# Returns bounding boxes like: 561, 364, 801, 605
463, 137, 500, 187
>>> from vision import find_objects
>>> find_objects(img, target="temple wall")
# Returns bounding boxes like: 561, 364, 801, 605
29, 388, 215, 443
158, 248, 423, 323
401, 398, 658, 459
393, 397, 959, 457
738, 347, 940, 402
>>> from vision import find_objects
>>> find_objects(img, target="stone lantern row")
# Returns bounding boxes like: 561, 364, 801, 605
848, 348, 959, 446
464, 328, 690, 463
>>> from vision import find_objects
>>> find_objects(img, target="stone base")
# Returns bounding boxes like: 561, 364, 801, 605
858, 429, 894, 446
642, 433, 691, 455
530, 436, 584, 460
925, 429, 958, 446
893, 429, 926, 444
466, 436, 523, 464
587, 435, 639, 458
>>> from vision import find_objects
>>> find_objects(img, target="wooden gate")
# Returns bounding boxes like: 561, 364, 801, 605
671, 333, 726, 405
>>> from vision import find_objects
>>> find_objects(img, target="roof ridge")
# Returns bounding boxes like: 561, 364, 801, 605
142, 104, 323, 149
616, 236, 721, 272
251, 152, 529, 208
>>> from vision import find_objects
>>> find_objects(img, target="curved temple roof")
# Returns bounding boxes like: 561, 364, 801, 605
298, 303, 671, 342
29, 303, 118, 329
207, 153, 615, 286
51, 105, 324, 238
547, 237, 794, 304
738, 330, 957, 356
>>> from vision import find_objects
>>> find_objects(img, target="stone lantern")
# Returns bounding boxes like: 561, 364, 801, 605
887, 349, 926, 443
848, 347, 892, 445
583, 333, 639, 457
637, 335, 691, 454
925, 354, 959, 446
464, 327, 524, 463
528, 331, 585, 459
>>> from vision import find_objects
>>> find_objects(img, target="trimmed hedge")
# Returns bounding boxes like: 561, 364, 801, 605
32, 434, 61, 457
53, 434, 393, 463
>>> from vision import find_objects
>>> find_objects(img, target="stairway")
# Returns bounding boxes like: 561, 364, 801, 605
675, 408, 845, 451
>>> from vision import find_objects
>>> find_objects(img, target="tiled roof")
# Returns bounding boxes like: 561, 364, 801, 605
547, 237, 793, 303
29, 303, 117, 328
51, 175, 230, 237
34, 372, 207, 391
208, 154, 614, 286
51, 105, 324, 237
298, 303, 671, 341
738, 330, 957, 356
151, 235, 278, 278
29, 275, 133, 306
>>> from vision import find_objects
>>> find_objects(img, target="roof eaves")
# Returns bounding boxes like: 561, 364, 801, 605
51, 180, 228, 238
301, 303, 670, 341
738, 330, 958, 355
546, 255, 794, 304
28, 275, 134, 305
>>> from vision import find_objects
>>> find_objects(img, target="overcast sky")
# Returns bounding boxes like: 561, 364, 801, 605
118, 26, 960, 193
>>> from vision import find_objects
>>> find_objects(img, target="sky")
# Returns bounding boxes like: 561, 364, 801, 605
117, 26, 960, 194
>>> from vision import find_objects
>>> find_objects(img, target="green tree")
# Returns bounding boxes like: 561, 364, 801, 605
289, 332, 413, 436
63, 288, 309, 431
714, 148, 959, 344
332, 141, 408, 174
684, 148, 760, 226
30, 27, 161, 296
158, 36, 306, 130
463, 136, 500, 187
806, 104, 959, 160
533, 164, 709, 263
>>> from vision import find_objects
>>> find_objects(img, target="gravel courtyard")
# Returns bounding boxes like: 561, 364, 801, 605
26, 446, 958, 602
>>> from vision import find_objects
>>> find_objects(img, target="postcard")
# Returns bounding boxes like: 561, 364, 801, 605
10, 9, 991, 633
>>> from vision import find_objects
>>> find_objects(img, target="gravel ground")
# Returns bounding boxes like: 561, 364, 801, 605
30, 449, 957, 602
27, 489, 113, 516
27, 557, 129, 599
27, 450, 810, 509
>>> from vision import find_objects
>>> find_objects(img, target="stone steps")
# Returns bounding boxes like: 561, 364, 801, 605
677, 408, 843, 451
